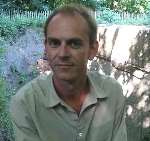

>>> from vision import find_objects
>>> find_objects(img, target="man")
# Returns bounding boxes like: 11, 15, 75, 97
10, 4, 127, 141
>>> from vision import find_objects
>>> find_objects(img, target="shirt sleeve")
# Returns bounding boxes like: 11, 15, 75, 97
10, 94, 41, 141
111, 84, 127, 141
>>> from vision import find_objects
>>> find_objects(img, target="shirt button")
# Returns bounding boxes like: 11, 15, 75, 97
78, 132, 83, 137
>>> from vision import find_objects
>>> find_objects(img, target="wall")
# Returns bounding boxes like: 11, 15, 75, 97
89, 25, 150, 141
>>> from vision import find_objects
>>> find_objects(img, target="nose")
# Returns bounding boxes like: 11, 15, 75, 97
58, 42, 70, 58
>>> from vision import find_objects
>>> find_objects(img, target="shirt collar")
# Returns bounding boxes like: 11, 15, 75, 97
40, 72, 108, 108
87, 71, 108, 99
38, 73, 61, 108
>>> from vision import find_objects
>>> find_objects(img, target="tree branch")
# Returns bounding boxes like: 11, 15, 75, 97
96, 55, 150, 79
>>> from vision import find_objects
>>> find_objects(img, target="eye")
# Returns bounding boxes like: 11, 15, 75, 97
68, 39, 82, 49
47, 38, 60, 48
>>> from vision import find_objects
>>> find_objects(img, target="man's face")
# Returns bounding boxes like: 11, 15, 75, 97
45, 13, 97, 81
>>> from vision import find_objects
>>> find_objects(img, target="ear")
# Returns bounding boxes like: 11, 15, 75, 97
43, 39, 48, 60
44, 38, 49, 51
88, 41, 99, 60
44, 38, 47, 47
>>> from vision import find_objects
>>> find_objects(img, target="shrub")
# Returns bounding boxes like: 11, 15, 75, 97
96, 7, 150, 25
0, 47, 6, 113
0, 15, 45, 41
96, 8, 122, 24
0, 78, 5, 113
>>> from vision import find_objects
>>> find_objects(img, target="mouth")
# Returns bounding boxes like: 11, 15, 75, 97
57, 64, 73, 66
54, 63, 74, 69
55, 63, 74, 66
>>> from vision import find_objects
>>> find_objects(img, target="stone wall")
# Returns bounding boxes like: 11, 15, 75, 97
90, 25, 150, 141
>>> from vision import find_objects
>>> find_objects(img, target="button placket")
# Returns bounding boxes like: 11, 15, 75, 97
77, 131, 85, 141
76, 117, 86, 141
78, 132, 83, 137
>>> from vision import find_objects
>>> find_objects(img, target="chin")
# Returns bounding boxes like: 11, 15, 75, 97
55, 73, 76, 81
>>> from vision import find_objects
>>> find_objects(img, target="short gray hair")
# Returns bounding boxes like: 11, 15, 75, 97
44, 4, 97, 45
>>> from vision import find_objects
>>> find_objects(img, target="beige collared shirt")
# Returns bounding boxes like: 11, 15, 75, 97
10, 72, 127, 141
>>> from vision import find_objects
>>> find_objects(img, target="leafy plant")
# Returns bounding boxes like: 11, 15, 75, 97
96, 8, 122, 24
100, 0, 150, 14
0, 14, 45, 41
0, 78, 5, 113
96, 7, 149, 25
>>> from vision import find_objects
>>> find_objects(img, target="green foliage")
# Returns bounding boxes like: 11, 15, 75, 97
0, 47, 5, 57
1, 0, 150, 13
0, 13, 41, 140
1, 0, 98, 11
96, 8, 122, 24
0, 77, 14, 141
0, 0, 46, 11
0, 42, 6, 114
0, 111, 14, 141
0, 15, 45, 40
80, 0, 98, 10
0, 78, 5, 113
0, 79, 14, 141
46, 0, 98, 10
0, 17, 18, 39
100, 0, 150, 14
117, 0, 150, 14
96, 8, 149, 25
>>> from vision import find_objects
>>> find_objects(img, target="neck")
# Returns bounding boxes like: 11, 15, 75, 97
53, 75, 90, 113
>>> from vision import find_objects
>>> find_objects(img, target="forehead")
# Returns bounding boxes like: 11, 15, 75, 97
46, 13, 89, 38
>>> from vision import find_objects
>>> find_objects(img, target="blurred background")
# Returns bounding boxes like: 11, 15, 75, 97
0, 0, 150, 141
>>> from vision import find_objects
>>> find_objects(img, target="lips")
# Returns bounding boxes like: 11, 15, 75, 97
53, 63, 74, 69
57, 64, 73, 66
55, 62, 74, 66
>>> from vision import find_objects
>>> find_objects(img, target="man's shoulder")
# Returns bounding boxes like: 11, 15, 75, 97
12, 74, 51, 102
10, 73, 53, 115
88, 71, 121, 88
88, 71, 124, 99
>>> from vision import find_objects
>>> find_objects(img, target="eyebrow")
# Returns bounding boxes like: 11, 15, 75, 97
47, 37, 60, 42
67, 38, 82, 43
47, 37, 83, 42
